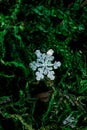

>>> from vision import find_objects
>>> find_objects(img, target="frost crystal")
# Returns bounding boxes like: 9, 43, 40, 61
29, 49, 61, 81
63, 114, 76, 128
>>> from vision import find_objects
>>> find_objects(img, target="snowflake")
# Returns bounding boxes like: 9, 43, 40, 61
63, 114, 76, 128
29, 49, 61, 81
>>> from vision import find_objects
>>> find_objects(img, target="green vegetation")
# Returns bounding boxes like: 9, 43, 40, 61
0, 0, 87, 129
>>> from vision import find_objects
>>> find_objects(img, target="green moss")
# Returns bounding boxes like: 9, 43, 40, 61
0, 0, 87, 129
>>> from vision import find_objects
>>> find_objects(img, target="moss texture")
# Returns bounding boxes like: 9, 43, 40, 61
0, 0, 87, 129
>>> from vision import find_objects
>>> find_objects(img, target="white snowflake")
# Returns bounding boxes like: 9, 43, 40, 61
63, 114, 76, 128
29, 49, 61, 81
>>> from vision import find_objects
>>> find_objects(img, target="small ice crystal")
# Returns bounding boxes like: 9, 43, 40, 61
63, 114, 76, 128
29, 49, 61, 81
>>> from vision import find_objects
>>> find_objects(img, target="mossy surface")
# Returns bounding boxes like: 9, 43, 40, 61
0, 0, 87, 129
